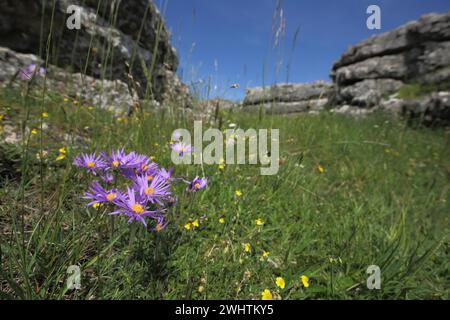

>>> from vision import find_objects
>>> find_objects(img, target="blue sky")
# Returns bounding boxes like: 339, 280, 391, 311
160, 0, 450, 101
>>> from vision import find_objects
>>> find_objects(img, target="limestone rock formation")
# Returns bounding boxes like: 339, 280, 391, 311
331, 12, 450, 108
0, 46, 138, 113
0, 0, 191, 106
242, 82, 332, 114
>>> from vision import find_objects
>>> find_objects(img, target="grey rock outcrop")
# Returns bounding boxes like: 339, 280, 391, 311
332, 12, 450, 108
242, 82, 332, 114
381, 91, 450, 125
0, 46, 138, 113
0, 0, 191, 106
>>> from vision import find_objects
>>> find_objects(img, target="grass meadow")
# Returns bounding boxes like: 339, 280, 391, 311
0, 86, 449, 299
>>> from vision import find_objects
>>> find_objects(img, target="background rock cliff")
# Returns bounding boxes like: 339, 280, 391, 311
331, 11, 450, 108
0, 0, 190, 106
242, 12, 450, 125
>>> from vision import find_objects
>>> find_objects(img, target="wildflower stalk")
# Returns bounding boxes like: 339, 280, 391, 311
126, 222, 138, 265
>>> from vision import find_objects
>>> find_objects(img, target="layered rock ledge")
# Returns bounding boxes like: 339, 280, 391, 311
331, 11, 450, 107
242, 82, 332, 114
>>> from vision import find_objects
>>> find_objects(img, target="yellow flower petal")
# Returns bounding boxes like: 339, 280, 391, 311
218, 217, 225, 224
275, 277, 286, 289
184, 223, 191, 230
261, 289, 272, 300
317, 164, 325, 174
301, 275, 310, 288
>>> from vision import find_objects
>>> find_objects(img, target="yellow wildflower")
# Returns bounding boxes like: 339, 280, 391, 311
218, 164, 225, 170
235, 190, 242, 197
41, 112, 49, 118
92, 203, 103, 209
219, 217, 225, 224
317, 164, 325, 174
275, 277, 286, 289
301, 275, 310, 288
255, 218, 263, 226
192, 219, 200, 228
262, 251, 270, 257
59, 147, 67, 154
31, 128, 38, 135
184, 223, 191, 230
56, 154, 66, 161
261, 289, 272, 300
243, 243, 250, 253
63, 97, 69, 102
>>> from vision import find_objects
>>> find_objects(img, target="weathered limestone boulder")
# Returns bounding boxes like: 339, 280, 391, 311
0, 0, 191, 106
331, 12, 450, 108
242, 82, 332, 114
381, 91, 450, 125
0, 46, 138, 113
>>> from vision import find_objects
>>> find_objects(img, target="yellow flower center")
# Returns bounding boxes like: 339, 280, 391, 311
147, 175, 153, 181
106, 192, 116, 202
180, 147, 186, 153
141, 164, 148, 171
155, 224, 162, 232
112, 160, 119, 167
131, 203, 144, 214
145, 187, 155, 195
194, 183, 200, 189
87, 161, 95, 168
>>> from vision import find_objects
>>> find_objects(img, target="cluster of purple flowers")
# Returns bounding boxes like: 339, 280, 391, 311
74, 149, 207, 231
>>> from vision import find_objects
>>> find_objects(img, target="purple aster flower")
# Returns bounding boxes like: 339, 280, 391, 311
171, 142, 193, 157
101, 149, 139, 170
166, 195, 178, 207
187, 176, 208, 193
151, 216, 169, 232
18, 64, 45, 81
73, 153, 107, 174
100, 171, 114, 184
134, 174, 171, 206
82, 181, 123, 206
118, 152, 158, 179
158, 167, 173, 181
110, 187, 163, 227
